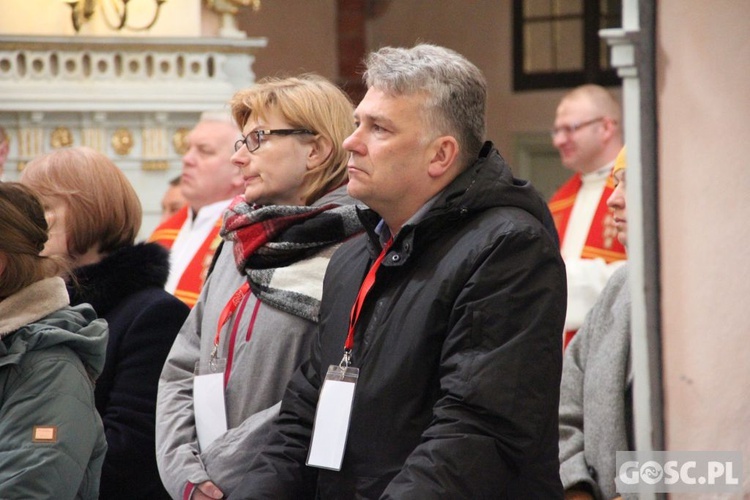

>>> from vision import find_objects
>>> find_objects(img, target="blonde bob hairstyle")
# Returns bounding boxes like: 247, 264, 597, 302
0, 183, 64, 299
230, 74, 355, 205
21, 147, 142, 259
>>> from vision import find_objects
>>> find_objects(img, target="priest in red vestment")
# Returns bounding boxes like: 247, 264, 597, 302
149, 112, 243, 308
549, 84, 627, 348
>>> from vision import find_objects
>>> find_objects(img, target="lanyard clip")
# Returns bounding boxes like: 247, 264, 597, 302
339, 349, 352, 369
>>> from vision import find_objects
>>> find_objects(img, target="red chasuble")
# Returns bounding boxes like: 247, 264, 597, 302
148, 206, 223, 308
548, 173, 627, 348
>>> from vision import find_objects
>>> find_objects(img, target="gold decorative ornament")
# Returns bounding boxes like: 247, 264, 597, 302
50, 126, 74, 149
20, 127, 44, 158
111, 128, 134, 155
142, 160, 169, 171
172, 128, 190, 155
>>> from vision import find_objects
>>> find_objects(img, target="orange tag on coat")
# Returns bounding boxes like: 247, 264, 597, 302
32, 426, 58, 443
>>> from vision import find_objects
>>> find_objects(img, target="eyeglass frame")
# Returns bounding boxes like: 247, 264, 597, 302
550, 117, 606, 138
234, 129, 316, 153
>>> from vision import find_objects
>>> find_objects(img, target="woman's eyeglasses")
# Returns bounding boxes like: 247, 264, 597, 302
234, 129, 316, 153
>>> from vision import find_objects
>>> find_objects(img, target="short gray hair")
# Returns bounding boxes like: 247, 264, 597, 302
363, 44, 487, 167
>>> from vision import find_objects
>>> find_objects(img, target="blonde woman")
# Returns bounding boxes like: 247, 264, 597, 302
156, 74, 363, 500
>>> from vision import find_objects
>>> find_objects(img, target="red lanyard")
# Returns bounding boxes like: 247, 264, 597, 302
215, 281, 251, 352
345, 238, 393, 352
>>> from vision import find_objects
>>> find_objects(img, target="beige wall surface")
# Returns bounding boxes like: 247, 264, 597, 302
658, 0, 750, 482
237, 0, 338, 81
366, 0, 567, 161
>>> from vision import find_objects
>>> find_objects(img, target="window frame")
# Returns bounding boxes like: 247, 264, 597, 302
512, 0, 621, 91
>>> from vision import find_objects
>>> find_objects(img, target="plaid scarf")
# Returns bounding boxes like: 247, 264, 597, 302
221, 195, 363, 322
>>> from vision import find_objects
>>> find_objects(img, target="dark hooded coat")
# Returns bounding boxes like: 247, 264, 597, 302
69, 242, 189, 500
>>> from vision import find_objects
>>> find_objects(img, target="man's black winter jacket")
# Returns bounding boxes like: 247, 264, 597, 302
232, 142, 567, 499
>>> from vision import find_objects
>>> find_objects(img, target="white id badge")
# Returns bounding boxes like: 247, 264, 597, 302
193, 359, 228, 451
306, 365, 359, 471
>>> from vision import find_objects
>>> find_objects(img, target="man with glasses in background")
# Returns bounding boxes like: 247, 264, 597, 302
149, 112, 244, 308
549, 84, 627, 348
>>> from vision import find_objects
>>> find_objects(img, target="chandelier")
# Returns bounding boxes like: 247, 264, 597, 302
61, 0, 168, 32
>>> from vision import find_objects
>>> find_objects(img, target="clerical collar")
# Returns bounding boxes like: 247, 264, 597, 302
582, 161, 615, 183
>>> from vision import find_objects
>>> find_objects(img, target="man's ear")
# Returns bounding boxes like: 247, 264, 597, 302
602, 117, 619, 142
427, 136, 460, 178
306, 135, 334, 170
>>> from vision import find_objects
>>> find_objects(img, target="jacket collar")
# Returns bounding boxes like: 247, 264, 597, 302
68, 242, 170, 316
0, 277, 70, 337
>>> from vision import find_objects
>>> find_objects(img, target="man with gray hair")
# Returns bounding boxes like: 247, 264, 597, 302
231, 44, 567, 498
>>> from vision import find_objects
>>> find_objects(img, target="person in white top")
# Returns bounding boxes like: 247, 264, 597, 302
549, 85, 626, 345
150, 112, 244, 307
